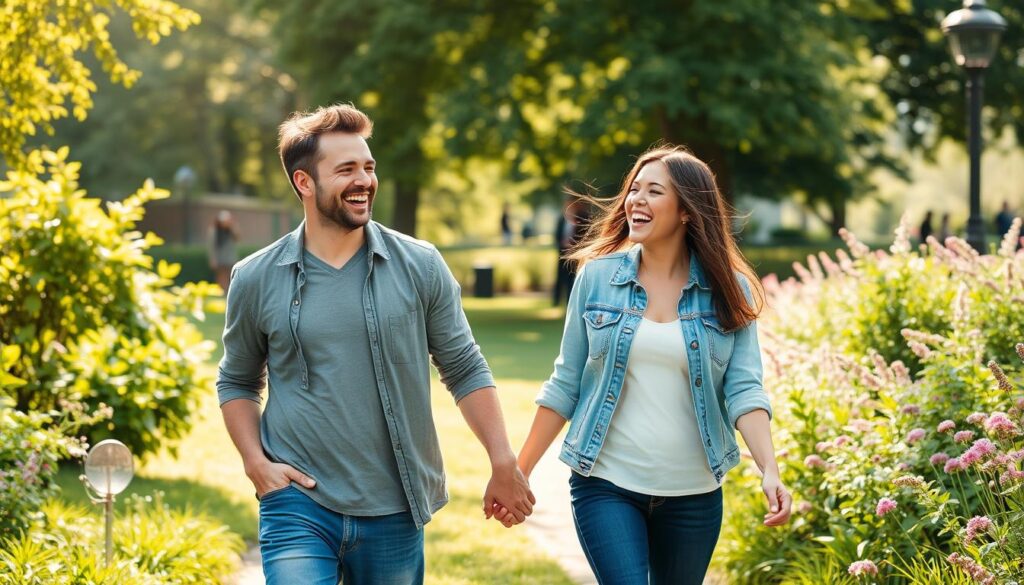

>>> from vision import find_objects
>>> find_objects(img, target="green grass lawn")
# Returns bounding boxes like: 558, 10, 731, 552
57, 296, 574, 584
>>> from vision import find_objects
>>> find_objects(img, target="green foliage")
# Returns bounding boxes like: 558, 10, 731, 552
0, 149, 219, 458
0, 0, 199, 169
718, 221, 1024, 583
0, 495, 243, 584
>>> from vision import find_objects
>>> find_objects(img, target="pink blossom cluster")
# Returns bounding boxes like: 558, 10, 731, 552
930, 452, 949, 466
954, 430, 976, 443
959, 439, 997, 467
947, 553, 995, 584
905, 428, 926, 444
984, 412, 1019, 438
937, 420, 956, 433
963, 516, 993, 545
847, 560, 878, 577
804, 455, 826, 469
875, 497, 897, 517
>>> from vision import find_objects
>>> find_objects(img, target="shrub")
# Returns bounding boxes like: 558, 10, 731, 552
718, 217, 1024, 583
0, 149, 219, 459
0, 494, 243, 584
0, 345, 109, 538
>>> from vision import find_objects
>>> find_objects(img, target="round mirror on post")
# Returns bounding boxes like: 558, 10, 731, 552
81, 439, 134, 566
84, 439, 134, 496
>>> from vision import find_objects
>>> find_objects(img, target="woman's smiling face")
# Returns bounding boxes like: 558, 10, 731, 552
624, 160, 688, 246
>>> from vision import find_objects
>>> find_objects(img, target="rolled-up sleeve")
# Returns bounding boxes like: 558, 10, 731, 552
535, 264, 589, 421
216, 267, 268, 406
425, 248, 494, 402
724, 275, 772, 428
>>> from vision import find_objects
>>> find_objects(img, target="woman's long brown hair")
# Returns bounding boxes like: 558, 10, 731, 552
567, 145, 764, 331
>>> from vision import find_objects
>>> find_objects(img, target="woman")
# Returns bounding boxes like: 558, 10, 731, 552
208, 210, 239, 291
499, 146, 791, 584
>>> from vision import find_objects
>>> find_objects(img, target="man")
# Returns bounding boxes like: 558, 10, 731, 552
217, 103, 534, 585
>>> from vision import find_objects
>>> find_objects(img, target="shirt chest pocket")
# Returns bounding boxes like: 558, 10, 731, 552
388, 311, 419, 364
583, 308, 621, 360
701, 316, 735, 367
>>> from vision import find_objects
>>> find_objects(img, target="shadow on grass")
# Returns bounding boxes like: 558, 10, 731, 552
54, 466, 258, 542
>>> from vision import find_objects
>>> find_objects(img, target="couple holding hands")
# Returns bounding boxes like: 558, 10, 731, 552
216, 104, 791, 585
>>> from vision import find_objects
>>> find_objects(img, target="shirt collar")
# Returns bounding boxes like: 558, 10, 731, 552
276, 220, 392, 266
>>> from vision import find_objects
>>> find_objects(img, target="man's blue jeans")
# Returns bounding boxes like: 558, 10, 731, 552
569, 473, 722, 585
258, 485, 423, 585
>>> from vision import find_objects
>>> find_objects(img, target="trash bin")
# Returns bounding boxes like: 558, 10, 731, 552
473, 263, 494, 298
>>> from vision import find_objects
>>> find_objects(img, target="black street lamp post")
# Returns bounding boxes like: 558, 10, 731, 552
942, 0, 1007, 253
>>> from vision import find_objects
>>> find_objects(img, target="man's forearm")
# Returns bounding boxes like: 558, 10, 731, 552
456, 387, 516, 467
221, 399, 269, 471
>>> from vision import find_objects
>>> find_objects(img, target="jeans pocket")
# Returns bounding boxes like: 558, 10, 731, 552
257, 483, 294, 503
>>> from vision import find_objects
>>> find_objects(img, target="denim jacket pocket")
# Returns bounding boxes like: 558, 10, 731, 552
582, 308, 621, 360
389, 311, 419, 364
701, 317, 735, 367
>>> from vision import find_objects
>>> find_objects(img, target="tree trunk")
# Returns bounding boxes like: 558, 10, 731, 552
390, 179, 420, 237
829, 195, 846, 236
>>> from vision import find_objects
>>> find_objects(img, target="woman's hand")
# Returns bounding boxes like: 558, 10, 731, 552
761, 472, 792, 527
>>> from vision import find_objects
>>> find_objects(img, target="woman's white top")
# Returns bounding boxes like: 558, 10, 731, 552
590, 317, 721, 496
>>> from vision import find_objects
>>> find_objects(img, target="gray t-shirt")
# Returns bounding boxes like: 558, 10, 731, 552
260, 244, 407, 515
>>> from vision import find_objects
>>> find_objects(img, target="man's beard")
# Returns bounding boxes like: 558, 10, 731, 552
314, 182, 374, 230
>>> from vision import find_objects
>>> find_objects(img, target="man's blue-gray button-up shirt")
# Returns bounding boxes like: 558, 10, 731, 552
216, 221, 495, 528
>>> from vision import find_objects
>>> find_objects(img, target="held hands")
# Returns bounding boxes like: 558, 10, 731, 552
761, 471, 792, 527
247, 458, 316, 499
483, 459, 535, 529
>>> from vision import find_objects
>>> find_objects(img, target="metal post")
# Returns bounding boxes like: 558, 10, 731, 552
104, 495, 113, 566
965, 67, 986, 253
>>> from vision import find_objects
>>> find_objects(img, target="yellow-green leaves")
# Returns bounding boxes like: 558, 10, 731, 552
0, 0, 199, 168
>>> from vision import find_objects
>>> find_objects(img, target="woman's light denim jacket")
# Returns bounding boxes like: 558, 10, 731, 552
536, 246, 772, 483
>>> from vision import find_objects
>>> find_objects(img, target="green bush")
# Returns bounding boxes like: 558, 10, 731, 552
0, 495, 243, 584
718, 219, 1024, 583
0, 149, 219, 459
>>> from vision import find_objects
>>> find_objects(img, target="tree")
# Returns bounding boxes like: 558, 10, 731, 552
0, 0, 199, 169
43, 0, 298, 199
256, 0, 482, 235
440, 0, 899, 234
854, 0, 1024, 153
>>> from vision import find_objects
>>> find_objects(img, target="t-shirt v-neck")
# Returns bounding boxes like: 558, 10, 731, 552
302, 244, 368, 277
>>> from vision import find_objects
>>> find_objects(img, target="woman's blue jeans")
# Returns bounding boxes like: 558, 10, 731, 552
569, 472, 723, 585
258, 485, 424, 585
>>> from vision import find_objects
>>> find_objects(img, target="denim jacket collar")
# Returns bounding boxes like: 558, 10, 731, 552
608, 245, 710, 290
275, 220, 393, 267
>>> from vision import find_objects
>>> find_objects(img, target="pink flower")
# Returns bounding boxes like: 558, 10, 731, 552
815, 441, 832, 453
966, 412, 987, 425
964, 515, 993, 545
944, 457, 964, 473
971, 438, 997, 457
930, 452, 950, 466
875, 497, 897, 516
905, 428, 926, 444
954, 430, 975, 443
848, 560, 878, 577
900, 404, 921, 415
937, 420, 956, 433
960, 449, 981, 466
804, 455, 826, 469
834, 435, 853, 447
984, 412, 1019, 438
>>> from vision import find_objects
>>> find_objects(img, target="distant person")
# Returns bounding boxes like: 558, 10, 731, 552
918, 210, 934, 246
521, 220, 535, 243
937, 212, 952, 243
553, 199, 586, 306
208, 210, 240, 291
996, 201, 1015, 237
501, 203, 513, 246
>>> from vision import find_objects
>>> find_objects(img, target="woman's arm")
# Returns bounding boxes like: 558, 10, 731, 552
517, 406, 568, 479
736, 409, 791, 527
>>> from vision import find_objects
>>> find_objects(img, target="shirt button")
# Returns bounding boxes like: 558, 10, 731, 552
293, 299, 300, 306
695, 377, 703, 387
691, 341, 699, 350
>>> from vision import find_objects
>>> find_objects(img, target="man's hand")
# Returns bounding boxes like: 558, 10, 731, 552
483, 459, 535, 526
246, 458, 316, 499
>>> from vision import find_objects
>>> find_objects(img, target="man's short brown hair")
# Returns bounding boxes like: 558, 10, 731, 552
278, 104, 373, 199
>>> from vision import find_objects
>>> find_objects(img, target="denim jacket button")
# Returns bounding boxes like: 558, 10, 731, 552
695, 377, 702, 387
293, 299, 300, 306
690, 340, 699, 350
